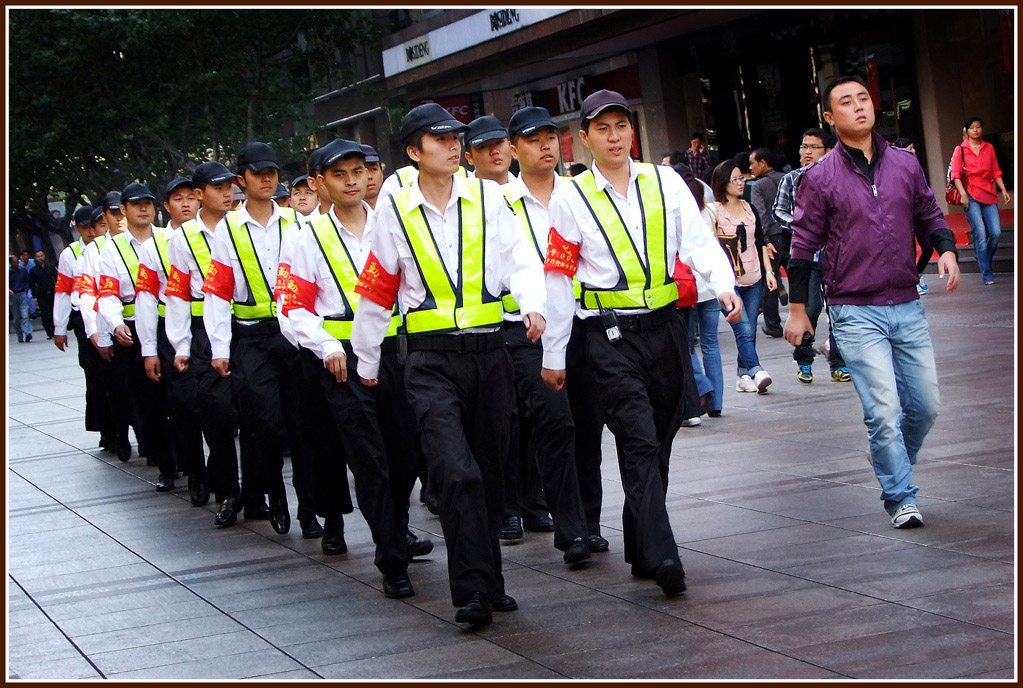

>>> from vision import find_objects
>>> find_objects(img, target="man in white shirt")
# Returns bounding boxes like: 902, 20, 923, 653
163, 177, 197, 231
289, 175, 318, 217
464, 115, 514, 185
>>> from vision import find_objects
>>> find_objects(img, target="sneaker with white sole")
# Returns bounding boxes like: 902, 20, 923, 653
753, 370, 772, 394
916, 279, 928, 296
735, 375, 756, 393
891, 503, 924, 529
681, 417, 702, 427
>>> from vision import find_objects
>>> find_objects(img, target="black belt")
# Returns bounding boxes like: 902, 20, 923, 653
232, 318, 281, 339
406, 331, 505, 354
584, 306, 675, 334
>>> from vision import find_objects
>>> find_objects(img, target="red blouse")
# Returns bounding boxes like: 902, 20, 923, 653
951, 141, 1003, 205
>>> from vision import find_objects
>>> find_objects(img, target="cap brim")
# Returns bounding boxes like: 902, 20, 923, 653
583, 102, 632, 120
203, 173, 237, 185
166, 182, 196, 195
512, 121, 559, 138
123, 194, 156, 203
321, 150, 366, 170
364, 156, 380, 163
468, 129, 508, 148
246, 161, 280, 172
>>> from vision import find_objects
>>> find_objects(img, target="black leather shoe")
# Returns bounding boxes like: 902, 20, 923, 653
587, 534, 610, 553
499, 516, 524, 542
321, 517, 347, 555
563, 537, 592, 565
406, 529, 434, 559
382, 573, 415, 599
654, 559, 687, 596
98, 434, 115, 451
455, 591, 492, 626
188, 475, 210, 507
155, 474, 175, 492
115, 435, 131, 463
214, 497, 241, 528
761, 325, 783, 338
492, 592, 518, 612
631, 564, 655, 579
421, 483, 440, 515
268, 498, 291, 535
301, 517, 324, 539
243, 501, 270, 520
523, 514, 555, 532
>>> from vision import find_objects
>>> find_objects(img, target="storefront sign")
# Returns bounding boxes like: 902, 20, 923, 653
489, 9, 520, 32
510, 90, 536, 111
557, 77, 587, 115
403, 36, 432, 68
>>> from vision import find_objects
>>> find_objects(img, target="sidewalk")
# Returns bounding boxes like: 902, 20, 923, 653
7, 274, 1015, 679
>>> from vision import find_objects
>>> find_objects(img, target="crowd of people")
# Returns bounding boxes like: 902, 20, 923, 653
29, 74, 970, 627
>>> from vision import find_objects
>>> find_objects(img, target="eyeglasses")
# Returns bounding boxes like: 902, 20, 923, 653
799, 144, 825, 151
728, 177, 745, 184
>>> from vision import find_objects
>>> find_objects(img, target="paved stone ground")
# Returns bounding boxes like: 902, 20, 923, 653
7, 273, 1015, 679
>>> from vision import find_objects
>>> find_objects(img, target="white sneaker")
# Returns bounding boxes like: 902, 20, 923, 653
753, 370, 773, 394
682, 417, 702, 427
891, 503, 924, 529
735, 375, 756, 393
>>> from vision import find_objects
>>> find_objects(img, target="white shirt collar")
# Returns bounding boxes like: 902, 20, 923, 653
237, 199, 285, 229
195, 208, 221, 234
408, 171, 473, 213
590, 159, 643, 194
505, 172, 561, 205
327, 202, 373, 239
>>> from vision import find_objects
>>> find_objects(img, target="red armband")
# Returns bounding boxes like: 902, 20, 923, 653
274, 262, 291, 301
201, 260, 234, 301
55, 273, 74, 295
281, 273, 317, 316
354, 251, 400, 309
164, 266, 192, 302
673, 257, 697, 308
544, 227, 579, 277
76, 274, 98, 296
98, 275, 120, 299
135, 264, 159, 297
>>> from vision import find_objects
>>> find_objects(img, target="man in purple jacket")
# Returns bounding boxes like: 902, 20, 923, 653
784, 75, 960, 529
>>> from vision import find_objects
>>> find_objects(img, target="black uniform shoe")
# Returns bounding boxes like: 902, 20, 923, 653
300, 517, 324, 539
523, 514, 555, 532
420, 483, 440, 515
563, 537, 592, 565
630, 564, 655, 579
654, 559, 687, 596
155, 474, 176, 492
25, 334, 32, 343
587, 534, 610, 553
98, 434, 115, 451
761, 325, 783, 338
214, 497, 241, 528
321, 517, 347, 555
499, 516, 524, 542
188, 475, 210, 507
243, 501, 270, 520
382, 573, 415, 599
492, 592, 518, 612
115, 435, 131, 463
268, 498, 291, 534
455, 591, 492, 626
406, 529, 434, 559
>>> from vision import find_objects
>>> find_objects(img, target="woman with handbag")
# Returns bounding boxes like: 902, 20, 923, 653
710, 160, 776, 394
951, 117, 1012, 285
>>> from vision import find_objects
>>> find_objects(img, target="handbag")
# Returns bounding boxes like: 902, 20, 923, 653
945, 145, 967, 205
713, 212, 748, 279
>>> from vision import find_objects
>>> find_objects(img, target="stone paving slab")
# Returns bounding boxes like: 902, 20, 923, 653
6, 274, 1015, 679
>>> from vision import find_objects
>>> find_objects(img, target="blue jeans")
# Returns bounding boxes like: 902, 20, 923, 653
829, 300, 940, 514
689, 299, 723, 412
729, 280, 765, 377
10, 292, 32, 340
964, 195, 1002, 282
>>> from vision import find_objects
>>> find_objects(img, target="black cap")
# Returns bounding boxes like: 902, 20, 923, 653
100, 191, 122, 211
307, 147, 326, 175
73, 206, 94, 226
236, 142, 279, 172
121, 183, 156, 203
273, 183, 289, 200
579, 89, 631, 123
319, 139, 365, 170
399, 103, 469, 142
465, 115, 508, 149
89, 206, 106, 224
192, 161, 236, 186
290, 174, 310, 189
165, 176, 196, 197
360, 144, 380, 163
508, 107, 559, 139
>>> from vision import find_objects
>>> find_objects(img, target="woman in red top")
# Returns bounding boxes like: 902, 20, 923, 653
952, 117, 1012, 284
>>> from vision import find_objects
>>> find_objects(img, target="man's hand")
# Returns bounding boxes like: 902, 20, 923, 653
144, 355, 161, 382
173, 356, 190, 372
542, 367, 566, 392
97, 345, 113, 362
212, 358, 231, 378
937, 251, 960, 293
54, 335, 68, 351
784, 303, 814, 347
718, 292, 742, 323
325, 351, 347, 383
114, 324, 133, 347
523, 312, 546, 342
359, 376, 378, 387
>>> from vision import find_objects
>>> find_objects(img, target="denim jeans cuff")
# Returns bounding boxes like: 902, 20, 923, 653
885, 495, 918, 515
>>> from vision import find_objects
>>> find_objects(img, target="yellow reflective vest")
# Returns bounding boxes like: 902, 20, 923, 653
225, 208, 299, 321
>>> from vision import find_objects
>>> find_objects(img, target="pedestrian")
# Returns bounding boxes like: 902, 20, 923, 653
360, 144, 385, 210
350, 102, 545, 626
785, 75, 961, 529
541, 90, 742, 596
29, 250, 58, 339
163, 162, 243, 527
951, 117, 1011, 285
772, 127, 850, 384
9, 254, 33, 342
289, 175, 318, 217
465, 115, 515, 185
710, 159, 776, 394
681, 132, 714, 182
749, 147, 787, 338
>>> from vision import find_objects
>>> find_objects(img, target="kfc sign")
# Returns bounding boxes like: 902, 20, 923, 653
412, 94, 485, 125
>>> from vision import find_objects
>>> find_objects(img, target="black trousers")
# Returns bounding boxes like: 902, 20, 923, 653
761, 232, 790, 332
404, 344, 513, 606
160, 318, 240, 501
298, 348, 352, 519
503, 395, 550, 524
582, 310, 688, 574
317, 344, 417, 577
37, 291, 55, 337
70, 311, 117, 439
567, 318, 607, 537
504, 322, 587, 549
108, 320, 174, 475
229, 321, 315, 521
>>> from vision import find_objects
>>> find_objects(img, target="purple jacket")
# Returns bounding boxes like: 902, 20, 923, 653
790, 131, 950, 306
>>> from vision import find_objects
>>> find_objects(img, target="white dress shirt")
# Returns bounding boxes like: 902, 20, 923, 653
541, 160, 736, 370
134, 228, 174, 357
53, 243, 83, 337
79, 238, 107, 345
501, 173, 561, 323
97, 229, 158, 334
350, 174, 545, 380
165, 210, 217, 358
